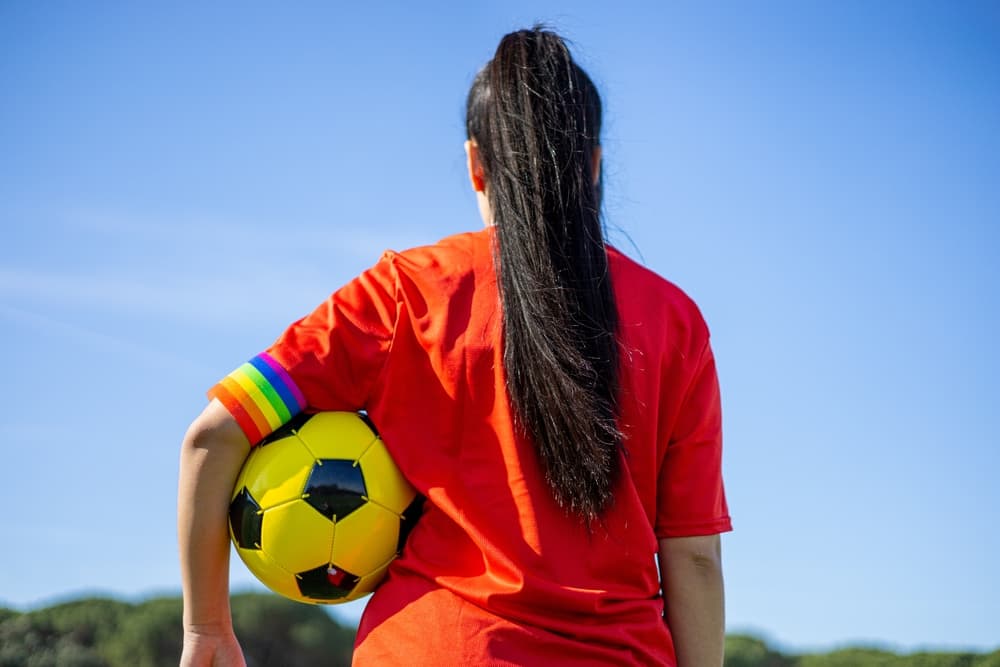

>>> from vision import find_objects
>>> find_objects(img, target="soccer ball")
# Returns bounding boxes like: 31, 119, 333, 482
228, 411, 421, 604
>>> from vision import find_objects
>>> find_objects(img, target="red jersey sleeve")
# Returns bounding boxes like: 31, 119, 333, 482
654, 339, 732, 538
208, 252, 398, 444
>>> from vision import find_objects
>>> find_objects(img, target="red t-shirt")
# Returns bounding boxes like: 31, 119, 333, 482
210, 229, 731, 665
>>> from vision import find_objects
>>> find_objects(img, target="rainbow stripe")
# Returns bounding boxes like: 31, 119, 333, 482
208, 352, 306, 444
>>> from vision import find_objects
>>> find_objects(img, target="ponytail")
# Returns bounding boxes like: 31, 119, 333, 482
466, 27, 621, 521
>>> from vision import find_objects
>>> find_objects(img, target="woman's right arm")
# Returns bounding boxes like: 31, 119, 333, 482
178, 399, 252, 667
658, 533, 726, 667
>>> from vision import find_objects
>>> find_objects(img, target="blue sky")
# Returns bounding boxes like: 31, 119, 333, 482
1, 0, 997, 654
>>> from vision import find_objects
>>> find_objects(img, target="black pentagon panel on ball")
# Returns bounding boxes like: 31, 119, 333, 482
303, 459, 368, 519
397, 496, 425, 554
229, 487, 263, 550
296, 564, 360, 601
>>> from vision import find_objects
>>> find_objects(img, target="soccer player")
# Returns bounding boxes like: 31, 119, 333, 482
179, 26, 730, 666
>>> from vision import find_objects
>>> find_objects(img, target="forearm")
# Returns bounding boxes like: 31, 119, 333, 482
659, 535, 726, 667
178, 401, 251, 630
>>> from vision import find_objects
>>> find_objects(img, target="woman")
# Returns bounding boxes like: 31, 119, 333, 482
179, 27, 730, 666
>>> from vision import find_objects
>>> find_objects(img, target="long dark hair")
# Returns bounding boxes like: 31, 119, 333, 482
466, 27, 621, 521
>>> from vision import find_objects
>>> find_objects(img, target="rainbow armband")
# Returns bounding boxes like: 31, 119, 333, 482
208, 352, 306, 444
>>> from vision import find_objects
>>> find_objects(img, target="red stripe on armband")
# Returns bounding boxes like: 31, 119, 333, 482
207, 383, 266, 445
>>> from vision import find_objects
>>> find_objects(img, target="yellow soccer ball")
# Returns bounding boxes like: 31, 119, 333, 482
228, 411, 421, 604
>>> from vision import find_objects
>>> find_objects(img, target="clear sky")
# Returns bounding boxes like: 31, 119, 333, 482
2, 0, 997, 654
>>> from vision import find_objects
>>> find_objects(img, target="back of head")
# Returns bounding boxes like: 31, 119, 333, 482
466, 27, 621, 522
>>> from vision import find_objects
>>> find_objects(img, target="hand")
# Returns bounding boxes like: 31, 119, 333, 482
180, 625, 247, 667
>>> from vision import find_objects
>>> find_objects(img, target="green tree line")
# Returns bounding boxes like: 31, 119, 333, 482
0, 593, 353, 667
1, 594, 997, 666
725, 635, 1000, 667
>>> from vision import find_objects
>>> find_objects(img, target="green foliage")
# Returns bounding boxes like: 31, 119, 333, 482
974, 650, 1000, 667
904, 652, 978, 667
0, 598, 131, 667
30, 598, 129, 652
231, 594, 354, 667
725, 634, 796, 667
0, 593, 354, 667
101, 597, 183, 667
722, 639, 1000, 667
796, 646, 899, 667
790, 645, 994, 667
0, 612, 109, 667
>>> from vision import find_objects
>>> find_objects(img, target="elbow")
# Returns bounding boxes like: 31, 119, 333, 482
183, 416, 221, 450
689, 535, 722, 570
689, 548, 722, 577
659, 534, 723, 578
181, 400, 251, 455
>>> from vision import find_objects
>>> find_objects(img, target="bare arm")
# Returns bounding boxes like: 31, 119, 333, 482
178, 399, 252, 666
658, 534, 726, 667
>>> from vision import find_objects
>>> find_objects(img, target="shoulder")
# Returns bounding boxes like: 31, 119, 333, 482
379, 230, 487, 274
608, 245, 711, 353
366, 230, 490, 305
608, 246, 707, 323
